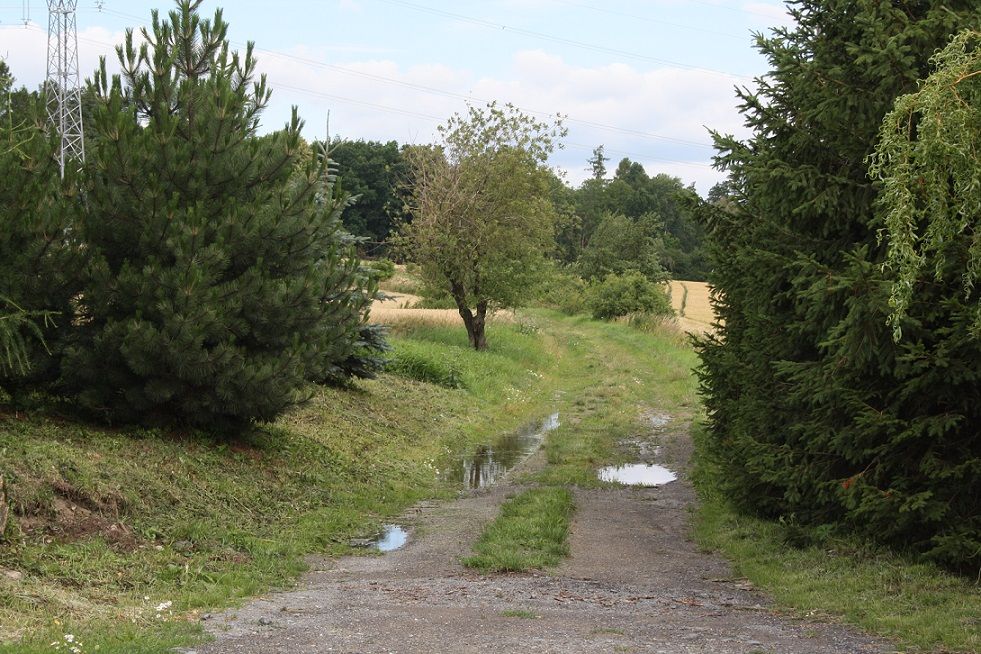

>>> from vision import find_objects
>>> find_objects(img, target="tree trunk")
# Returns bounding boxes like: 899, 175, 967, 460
451, 283, 488, 350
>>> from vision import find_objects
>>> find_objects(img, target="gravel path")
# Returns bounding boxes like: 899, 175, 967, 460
195, 420, 893, 654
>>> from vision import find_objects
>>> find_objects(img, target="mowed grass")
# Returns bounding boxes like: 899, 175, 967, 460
463, 487, 574, 572
692, 426, 981, 654
0, 317, 560, 652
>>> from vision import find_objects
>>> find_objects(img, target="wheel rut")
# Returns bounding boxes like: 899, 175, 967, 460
196, 423, 892, 654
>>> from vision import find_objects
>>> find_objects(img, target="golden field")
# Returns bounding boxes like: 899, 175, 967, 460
667, 280, 715, 335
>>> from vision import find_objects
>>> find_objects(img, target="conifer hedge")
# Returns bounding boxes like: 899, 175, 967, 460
698, 1, 980, 571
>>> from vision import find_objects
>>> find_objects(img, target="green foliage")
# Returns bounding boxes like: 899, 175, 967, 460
463, 487, 574, 572
61, 1, 379, 432
559, 156, 707, 280
362, 258, 396, 282
693, 425, 981, 653
533, 262, 589, 316
577, 212, 665, 283
0, 297, 56, 378
327, 139, 408, 247
697, 1, 981, 571
587, 272, 673, 321
869, 30, 981, 339
0, 66, 84, 397
401, 102, 565, 349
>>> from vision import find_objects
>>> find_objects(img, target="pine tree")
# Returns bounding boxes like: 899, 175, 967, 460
61, 1, 378, 431
698, 1, 980, 570
0, 62, 84, 395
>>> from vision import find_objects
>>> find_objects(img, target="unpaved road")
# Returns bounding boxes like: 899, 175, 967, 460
196, 419, 892, 654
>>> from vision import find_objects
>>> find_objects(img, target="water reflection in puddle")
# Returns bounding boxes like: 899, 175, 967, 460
373, 525, 408, 552
443, 413, 560, 490
598, 464, 677, 486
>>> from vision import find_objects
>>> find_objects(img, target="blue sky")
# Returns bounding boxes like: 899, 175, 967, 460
0, 1, 792, 191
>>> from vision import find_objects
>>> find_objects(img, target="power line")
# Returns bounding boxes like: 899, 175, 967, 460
0, 7, 720, 172
78, 6, 720, 150
372, 0, 754, 81
551, 0, 746, 41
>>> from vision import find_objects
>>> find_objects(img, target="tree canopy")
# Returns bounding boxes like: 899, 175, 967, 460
52, 0, 378, 431
402, 102, 564, 349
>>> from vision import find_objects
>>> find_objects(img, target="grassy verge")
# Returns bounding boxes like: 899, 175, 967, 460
463, 487, 574, 572
692, 426, 981, 654
0, 319, 559, 653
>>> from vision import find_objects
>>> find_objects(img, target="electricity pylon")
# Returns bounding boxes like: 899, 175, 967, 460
45, 0, 84, 178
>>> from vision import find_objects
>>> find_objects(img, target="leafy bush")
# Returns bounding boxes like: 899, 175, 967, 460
578, 212, 665, 283
362, 258, 396, 282
387, 341, 463, 388
587, 272, 673, 320
533, 262, 588, 315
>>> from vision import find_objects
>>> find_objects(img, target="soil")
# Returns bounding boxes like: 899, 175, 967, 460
195, 417, 894, 654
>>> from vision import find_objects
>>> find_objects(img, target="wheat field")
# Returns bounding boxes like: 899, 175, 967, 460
667, 280, 715, 335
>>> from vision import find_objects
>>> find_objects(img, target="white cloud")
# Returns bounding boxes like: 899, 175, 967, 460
2, 23, 742, 193
1, 22, 129, 89
255, 47, 745, 193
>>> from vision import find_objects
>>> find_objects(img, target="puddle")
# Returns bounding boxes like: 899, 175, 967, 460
598, 464, 677, 486
372, 525, 408, 552
443, 413, 560, 490
644, 411, 672, 429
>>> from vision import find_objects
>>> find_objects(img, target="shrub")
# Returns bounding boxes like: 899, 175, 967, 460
587, 272, 673, 320
533, 262, 588, 315
362, 258, 396, 282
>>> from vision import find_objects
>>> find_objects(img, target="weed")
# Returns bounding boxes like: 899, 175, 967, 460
501, 609, 538, 619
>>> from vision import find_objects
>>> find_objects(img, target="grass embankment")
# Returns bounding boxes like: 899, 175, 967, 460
692, 433, 981, 654
0, 319, 559, 653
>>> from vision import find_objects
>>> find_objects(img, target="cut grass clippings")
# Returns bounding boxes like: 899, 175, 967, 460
463, 487, 574, 572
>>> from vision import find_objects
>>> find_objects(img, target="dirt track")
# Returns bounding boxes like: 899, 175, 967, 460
195, 420, 892, 654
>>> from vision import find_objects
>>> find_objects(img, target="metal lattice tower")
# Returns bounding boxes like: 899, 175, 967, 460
45, 0, 84, 178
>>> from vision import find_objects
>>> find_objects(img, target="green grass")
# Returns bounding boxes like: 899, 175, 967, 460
0, 318, 562, 651
10, 302, 971, 654
692, 426, 981, 654
463, 487, 575, 572
501, 608, 539, 619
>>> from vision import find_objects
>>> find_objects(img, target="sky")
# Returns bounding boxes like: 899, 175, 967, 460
0, 0, 793, 193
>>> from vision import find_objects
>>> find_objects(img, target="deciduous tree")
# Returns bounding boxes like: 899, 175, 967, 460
402, 102, 565, 350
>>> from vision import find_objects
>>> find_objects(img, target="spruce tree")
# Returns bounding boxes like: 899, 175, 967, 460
61, 1, 377, 431
698, 1, 980, 570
